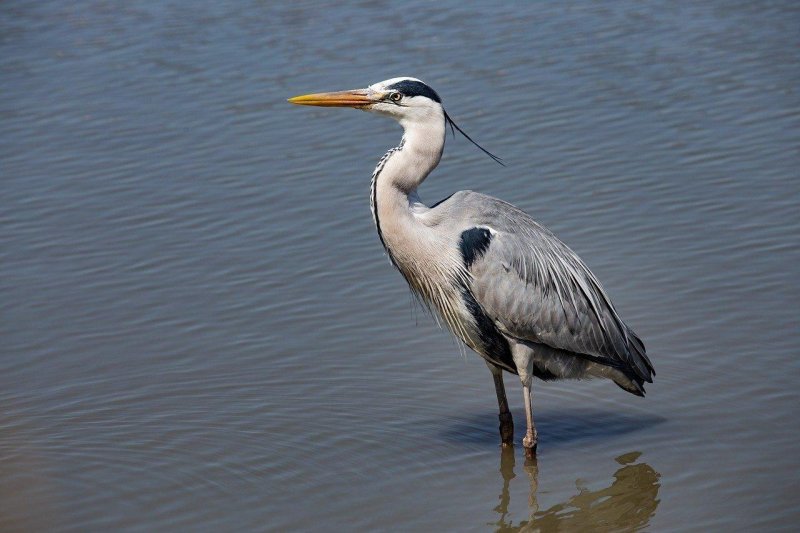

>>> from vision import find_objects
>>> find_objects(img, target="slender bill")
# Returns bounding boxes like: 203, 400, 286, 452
288, 89, 374, 108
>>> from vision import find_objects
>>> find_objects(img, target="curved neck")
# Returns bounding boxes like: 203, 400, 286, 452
384, 112, 446, 194
370, 112, 446, 252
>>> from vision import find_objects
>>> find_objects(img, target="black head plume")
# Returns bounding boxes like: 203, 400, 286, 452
443, 110, 505, 167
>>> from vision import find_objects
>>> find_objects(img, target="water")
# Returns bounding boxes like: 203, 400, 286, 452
2, 1, 798, 530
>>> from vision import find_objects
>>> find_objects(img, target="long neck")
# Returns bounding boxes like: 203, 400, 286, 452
368, 113, 470, 338
370, 114, 446, 249
383, 115, 446, 193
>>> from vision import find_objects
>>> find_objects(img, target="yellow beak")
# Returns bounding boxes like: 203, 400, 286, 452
287, 89, 374, 108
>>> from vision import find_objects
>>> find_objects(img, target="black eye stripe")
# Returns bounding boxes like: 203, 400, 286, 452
385, 80, 442, 103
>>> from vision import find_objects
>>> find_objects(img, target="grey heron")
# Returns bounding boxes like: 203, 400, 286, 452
288, 77, 654, 452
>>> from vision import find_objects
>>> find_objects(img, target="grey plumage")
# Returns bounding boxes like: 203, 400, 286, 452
289, 77, 655, 451
434, 191, 654, 395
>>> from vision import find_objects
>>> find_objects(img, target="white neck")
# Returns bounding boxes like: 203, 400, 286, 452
371, 110, 458, 290
368, 110, 472, 341
372, 108, 476, 338
387, 113, 446, 188
370, 113, 445, 259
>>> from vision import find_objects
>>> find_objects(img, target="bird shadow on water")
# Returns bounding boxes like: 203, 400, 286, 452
440, 409, 664, 531
490, 447, 661, 532
443, 408, 665, 448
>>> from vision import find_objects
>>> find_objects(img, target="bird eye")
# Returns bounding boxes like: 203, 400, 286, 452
389, 92, 402, 103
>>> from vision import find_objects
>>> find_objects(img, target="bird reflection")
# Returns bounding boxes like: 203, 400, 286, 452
491, 448, 660, 532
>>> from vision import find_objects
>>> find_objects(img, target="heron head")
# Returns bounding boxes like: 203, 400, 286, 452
289, 77, 504, 165
288, 76, 443, 125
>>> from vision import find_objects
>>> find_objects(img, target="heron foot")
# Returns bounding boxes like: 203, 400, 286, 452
522, 428, 538, 455
499, 412, 514, 446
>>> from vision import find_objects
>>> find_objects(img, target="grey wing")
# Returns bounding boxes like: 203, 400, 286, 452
460, 198, 654, 388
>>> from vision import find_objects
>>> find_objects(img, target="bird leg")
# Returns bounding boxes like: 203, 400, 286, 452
522, 383, 538, 455
486, 361, 514, 446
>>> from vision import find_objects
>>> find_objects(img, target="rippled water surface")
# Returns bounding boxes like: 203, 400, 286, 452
2, 1, 799, 531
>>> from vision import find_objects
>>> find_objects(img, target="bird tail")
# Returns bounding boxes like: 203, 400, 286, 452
617, 327, 655, 396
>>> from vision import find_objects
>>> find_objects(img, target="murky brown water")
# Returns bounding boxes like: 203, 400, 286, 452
2, 1, 798, 531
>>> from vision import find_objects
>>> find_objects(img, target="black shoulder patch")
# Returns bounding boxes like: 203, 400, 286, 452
459, 227, 492, 268
386, 79, 442, 103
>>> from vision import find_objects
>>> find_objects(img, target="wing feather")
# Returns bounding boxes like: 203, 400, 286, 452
455, 194, 654, 384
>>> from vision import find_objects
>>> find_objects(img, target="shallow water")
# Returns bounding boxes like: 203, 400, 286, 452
2, 1, 799, 531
